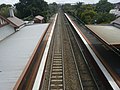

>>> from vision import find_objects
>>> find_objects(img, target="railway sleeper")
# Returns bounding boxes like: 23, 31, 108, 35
51, 75, 63, 79
79, 70, 88, 74
83, 81, 95, 86
52, 65, 62, 68
52, 72, 63, 75
81, 75, 92, 78
83, 87, 97, 90
53, 61, 62, 63
51, 85, 63, 90
52, 69, 63, 72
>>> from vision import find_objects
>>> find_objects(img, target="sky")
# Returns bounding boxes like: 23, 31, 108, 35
0, 0, 119, 5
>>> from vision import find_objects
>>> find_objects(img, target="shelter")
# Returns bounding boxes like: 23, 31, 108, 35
7, 17, 25, 29
111, 17, 120, 26
34, 15, 44, 23
86, 25, 120, 46
0, 6, 25, 30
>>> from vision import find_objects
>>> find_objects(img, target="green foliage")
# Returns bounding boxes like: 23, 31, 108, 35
15, 0, 58, 21
62, 0, 115, 24
62, 4, 73, 13
81, 4, 95, 11
15, 0, 47, 21
81, 10, 97, 24
95, 0, 114, 13
48, 2, 58, 17
93, 12, 116, 24
15, 2, 30, 18
94, 0, 116, 24
0, 4, 12, 17
74, 2, 83, 16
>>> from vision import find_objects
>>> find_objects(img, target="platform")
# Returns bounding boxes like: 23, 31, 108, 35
0, 23, 49, 90
65, 13, 120, 90
86, 25, 120, 45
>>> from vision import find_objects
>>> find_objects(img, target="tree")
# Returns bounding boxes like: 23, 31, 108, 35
15, 0, 49, 20
0, 4, 12, 17
74, 2, 83, 15
62, 4, 72, 13
95, 0, 114, 13
93, 12, 116, 24
81, 10, 97, 24
62, 0, 115, 24
94, 0, 116, 24
49, 2, 58, 16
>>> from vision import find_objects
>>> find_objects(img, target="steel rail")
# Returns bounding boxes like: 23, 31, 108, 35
61, 12, 66, 90
48, 13, 65, 90
32, 14, 58, 90
62, 14, 84, 90
64, 14, 100, 89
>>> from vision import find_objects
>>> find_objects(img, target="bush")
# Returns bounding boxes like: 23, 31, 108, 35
81, 10, 97, 24
93, 12, 116, 24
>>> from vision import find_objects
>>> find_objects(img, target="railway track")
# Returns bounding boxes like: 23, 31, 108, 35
41, 10, 105, 90
66, 13, 119, 89
63, 13, 99, 90
48, 12, 65, 90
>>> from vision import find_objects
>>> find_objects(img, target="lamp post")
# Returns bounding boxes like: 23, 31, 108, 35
94, 19, 97, 25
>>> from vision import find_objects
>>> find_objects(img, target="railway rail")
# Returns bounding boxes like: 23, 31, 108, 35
63, 13, 99, 90
48, 12, 65, 90
41, 10, 104, 90
14, 9, 117, 89
65, 13, 120, 89
1, 1, 120, 89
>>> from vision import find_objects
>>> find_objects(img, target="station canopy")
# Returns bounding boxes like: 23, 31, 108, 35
0, 23, 49, 89
86, 25, 120, 45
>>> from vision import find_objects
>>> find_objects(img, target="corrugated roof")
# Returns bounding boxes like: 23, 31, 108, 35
7, 17, 25, 28
0, 23, 49, 89
35, 15, 44, 20
0, 15, 8, 22
86, 25, 120, 45
0, 15, 9, 26
0, 25, 15, 41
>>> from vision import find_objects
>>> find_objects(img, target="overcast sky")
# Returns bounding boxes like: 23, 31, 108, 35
0, 0, 119, 5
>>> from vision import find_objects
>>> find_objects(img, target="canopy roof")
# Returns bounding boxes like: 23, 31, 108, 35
86, 25, 120, 45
